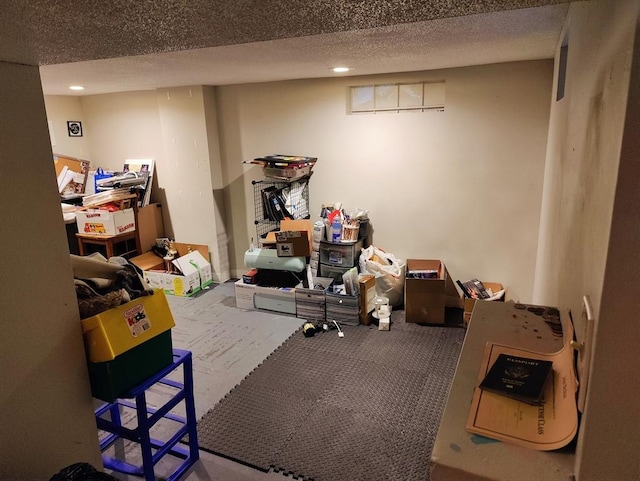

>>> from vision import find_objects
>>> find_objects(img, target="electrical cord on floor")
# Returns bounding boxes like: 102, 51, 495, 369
332, 320, 344, 338
303, 320, 344, 337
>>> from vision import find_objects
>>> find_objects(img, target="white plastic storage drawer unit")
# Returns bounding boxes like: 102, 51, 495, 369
319, 263, 355, 279
319, 239, 363, 268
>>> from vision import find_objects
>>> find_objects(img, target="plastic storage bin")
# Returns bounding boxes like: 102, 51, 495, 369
88, 330, 173, 402
81, 289, 175, 362
325, 282, 360, 326
319, 239, 363, 267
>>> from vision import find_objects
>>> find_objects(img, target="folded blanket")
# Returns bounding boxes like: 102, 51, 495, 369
71, 253, 154, 319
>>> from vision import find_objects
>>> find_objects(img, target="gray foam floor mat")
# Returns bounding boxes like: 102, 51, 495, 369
197, 318, 465, 481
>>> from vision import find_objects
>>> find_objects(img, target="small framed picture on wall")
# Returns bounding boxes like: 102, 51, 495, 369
67, 121, 83, 137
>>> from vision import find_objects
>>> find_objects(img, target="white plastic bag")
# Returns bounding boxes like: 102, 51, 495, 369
359, 246, 406, 307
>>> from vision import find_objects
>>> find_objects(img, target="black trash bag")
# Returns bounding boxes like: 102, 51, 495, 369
49, 463, 119, 481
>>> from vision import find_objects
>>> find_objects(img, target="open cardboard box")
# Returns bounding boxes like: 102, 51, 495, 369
261, 219, 313, 256
463, 281, 505, 326
76, 208, 135, 235
130, 243, 213, 297
404, 259, 461, 324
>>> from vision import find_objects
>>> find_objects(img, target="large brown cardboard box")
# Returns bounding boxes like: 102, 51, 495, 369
275, 230, 311, 257
137, 203, 165, 253
262, 219, 313, 253
358, 274, 376, 326
404, 259, 460, 324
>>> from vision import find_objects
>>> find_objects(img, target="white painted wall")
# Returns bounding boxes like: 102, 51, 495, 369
44, 95, 92, 160
78, 90, 164, 171
155, 86, 229, 281
44, 61, 552, 299
534, 2, 640, 480
1, 63, 102, 478
219, 61, 553, 301
51, 87, 231, 281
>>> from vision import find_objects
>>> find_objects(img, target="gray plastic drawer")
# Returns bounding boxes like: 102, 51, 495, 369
319, 239, 363, 267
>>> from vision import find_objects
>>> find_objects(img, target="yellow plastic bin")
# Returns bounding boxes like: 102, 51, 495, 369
81, 289, 175, 363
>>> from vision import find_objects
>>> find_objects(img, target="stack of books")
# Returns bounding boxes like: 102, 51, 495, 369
245, 154, 317, 181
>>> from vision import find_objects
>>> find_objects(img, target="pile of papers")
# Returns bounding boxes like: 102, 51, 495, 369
244, 154, 317, 181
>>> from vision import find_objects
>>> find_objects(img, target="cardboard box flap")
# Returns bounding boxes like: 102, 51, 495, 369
172, 243, 209, 261
173, 250, 210, 276
263, 219, 313, 251
130, 251, 164, 271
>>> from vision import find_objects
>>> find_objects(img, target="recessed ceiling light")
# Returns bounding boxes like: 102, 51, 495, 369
69, 85, 84, 91
332, 67, 350, 73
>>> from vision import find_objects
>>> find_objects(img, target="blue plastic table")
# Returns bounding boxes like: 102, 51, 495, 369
94, 348, 199, 481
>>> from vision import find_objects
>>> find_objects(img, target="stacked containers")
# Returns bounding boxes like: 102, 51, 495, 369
80, 289, 175, 401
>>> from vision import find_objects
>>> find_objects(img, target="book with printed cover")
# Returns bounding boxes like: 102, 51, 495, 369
479, 353, 553, 405
461, 278, 491, 299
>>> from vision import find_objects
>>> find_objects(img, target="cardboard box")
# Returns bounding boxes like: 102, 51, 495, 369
76, 208, 135, 235
130, 244, 213, 297
463, 282, 505, 326
276, 230, 311, 257
81, 289, 175, 362
404, 259, 460, 324
137, 203, 164, 253
262, 219, 313, 253
358, 274, 376, 326
129, 251, 163, 271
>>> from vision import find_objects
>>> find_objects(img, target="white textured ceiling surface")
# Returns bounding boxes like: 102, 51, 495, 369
1, 1, 569, 95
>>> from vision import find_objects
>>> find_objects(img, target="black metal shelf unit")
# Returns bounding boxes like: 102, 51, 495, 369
252, 175, 311, 240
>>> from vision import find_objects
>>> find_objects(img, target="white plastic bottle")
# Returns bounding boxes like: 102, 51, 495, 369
331, 215, 342, 242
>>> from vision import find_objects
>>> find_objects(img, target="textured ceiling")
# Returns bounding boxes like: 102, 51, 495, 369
1, 0, 569, 95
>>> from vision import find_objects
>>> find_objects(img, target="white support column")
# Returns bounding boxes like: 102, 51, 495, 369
0, 62, 102, 477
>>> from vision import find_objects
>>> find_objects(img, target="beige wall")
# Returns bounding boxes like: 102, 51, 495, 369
8, 1, 639, 478
534, 2, 640, 480
78, 90, 164, 170
45, 61, 553, 300
49, 88, 231, 281
155, 86, 230, 281
0, 63, 102, 478
219, 61, 553, 301
45, 95, 92, 160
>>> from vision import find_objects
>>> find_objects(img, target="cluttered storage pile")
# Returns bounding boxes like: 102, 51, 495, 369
71, 253, 175, 402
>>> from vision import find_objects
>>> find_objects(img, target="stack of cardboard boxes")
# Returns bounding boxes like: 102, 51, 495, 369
130, 243, 213, 297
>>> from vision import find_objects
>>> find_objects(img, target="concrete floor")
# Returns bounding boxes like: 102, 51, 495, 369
102, 280, 304, 480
